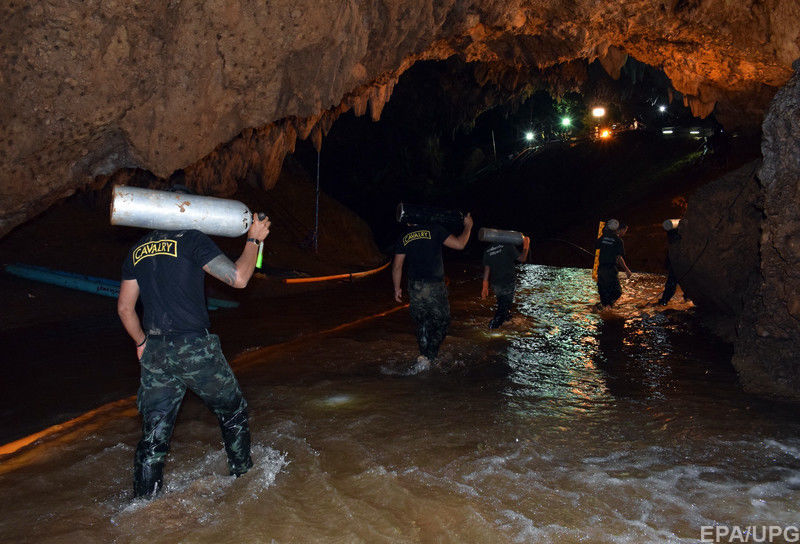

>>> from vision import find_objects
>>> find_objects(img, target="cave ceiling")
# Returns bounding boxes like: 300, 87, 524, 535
1, 0, 798, 236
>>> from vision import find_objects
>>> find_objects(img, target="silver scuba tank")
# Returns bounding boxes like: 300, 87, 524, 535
478, 227, 525, 245
110, 185, 253, 237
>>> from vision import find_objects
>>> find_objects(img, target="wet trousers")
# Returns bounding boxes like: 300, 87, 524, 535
659, 266, 678, 305
408, 279, 450, 360
134, 333, 252, 497
490, 282, 515, 329
597, 264, 622, 307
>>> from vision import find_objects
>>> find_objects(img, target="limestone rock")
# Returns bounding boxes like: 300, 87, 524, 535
670, 161, 763, 336
733, 62, 800, 399
2, 0, 800, 235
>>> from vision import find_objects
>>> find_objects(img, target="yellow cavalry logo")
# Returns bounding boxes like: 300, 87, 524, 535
133, 239, 178, 265
403, 230, 431, 246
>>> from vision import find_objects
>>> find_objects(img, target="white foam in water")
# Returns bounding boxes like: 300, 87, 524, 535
115, 444, 287, 518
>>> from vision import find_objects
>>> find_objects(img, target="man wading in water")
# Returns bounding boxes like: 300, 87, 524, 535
393, 213, 473, 371
595, 219, 632, 309
481, 234, 530, 329
117, 211, 270, 498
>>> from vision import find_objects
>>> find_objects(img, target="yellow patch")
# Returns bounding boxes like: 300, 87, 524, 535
133, 239, 178, 265
403, 230, 431, 246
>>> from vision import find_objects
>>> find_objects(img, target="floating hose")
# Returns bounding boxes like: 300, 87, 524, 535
281, 260, 391, 284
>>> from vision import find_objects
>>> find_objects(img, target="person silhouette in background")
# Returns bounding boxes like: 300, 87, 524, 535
658, 222, 684, 305
595, 219, 632, 309
481, 235, 530, 329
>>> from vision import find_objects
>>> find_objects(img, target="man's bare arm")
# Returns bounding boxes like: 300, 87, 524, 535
443, 213, 474, 250
204, 254, 241, 287
518, 236, 531, 262
392, 253, 406, 302
118, 279, 147, 358
203, 213, 271, 288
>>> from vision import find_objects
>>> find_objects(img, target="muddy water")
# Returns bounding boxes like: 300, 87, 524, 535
1, 266, 799, 543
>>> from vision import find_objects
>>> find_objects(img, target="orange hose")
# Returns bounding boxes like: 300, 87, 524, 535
282, 261, 390, 284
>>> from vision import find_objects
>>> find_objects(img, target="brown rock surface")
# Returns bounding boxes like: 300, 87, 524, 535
669, 161, 763, 336
2, 0, 799, 235
671, 61, 800, 399
733, 61, 800, 398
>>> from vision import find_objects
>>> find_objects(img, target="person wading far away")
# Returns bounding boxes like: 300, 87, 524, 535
117, 211, 270, 498
595, 219, 632, 309
392, 212, 473, 371
481, 234, 530, 329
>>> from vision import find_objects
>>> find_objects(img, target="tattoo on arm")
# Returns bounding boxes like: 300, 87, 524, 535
204, 255, 238, 286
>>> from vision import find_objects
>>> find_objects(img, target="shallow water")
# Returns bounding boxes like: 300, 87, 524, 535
1, 265, 799, 543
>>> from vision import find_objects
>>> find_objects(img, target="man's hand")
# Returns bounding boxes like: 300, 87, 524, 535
481, 280, 489, 299
463, 212, 473, 230
136, 340, 147, 361
626, 270, 633, 280
394, 287, 403, 303
249, 213, 271, 242
523, 236, 530, 249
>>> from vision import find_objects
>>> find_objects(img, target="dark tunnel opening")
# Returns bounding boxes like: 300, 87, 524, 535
287, 55, 761, 272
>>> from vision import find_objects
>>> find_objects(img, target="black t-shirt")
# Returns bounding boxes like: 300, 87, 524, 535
483, 243, 521, 286
596, 233, 625, 266
121, 229, 222, 334
395, 224, 450, 281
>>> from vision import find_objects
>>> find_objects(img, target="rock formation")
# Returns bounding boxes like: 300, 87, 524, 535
669, 161, 762, 337
733, 61, 800, 399
2, 1, 800, 397
672, 61, 800, 400
2, 0, 799, 236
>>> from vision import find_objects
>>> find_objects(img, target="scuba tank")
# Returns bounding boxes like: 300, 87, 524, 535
110, 185, 256, 237
396, 202, 464, 232
478, 228, 526, 245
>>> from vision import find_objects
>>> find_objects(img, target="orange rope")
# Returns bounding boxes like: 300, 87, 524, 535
282, 260, 391, 284
0, 301, 407, 462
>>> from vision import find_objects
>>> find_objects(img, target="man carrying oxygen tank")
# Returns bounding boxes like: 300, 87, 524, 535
392, 209, 473, 371
481, 231, 530, 329
116, 188, 271, 499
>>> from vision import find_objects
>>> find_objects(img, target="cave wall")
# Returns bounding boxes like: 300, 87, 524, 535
2, 0, 800, 236
669, 161, 763, 329
732, 60, 800, 399
672, 61, 800, 400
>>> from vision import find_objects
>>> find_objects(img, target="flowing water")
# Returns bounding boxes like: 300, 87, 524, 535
1, 265, 799, 543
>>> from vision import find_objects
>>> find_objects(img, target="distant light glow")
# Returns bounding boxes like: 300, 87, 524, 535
658, 105, 667, 113
524, 131, 535, 141
689, 129, 701, 135
599, 129, 611, 139
591, 107, 606, 118
561, 117, 571, 127
662, 128, 674, 134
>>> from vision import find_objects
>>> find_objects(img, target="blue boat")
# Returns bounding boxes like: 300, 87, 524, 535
3, 263, 239, 311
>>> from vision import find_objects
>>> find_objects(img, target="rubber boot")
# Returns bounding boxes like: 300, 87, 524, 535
133, 461, 164, 498
219, 407, 253, 476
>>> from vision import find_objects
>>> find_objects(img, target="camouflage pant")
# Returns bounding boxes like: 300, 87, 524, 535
408, 279, 450, 360
597, 264, 622, 306
490, 281, 515, 329
134, 333, 252, 497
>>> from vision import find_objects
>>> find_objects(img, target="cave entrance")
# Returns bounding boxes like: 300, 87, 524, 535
287, 56, 761, 273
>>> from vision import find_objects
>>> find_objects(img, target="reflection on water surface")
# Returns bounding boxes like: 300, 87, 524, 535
1, 265, 798, 544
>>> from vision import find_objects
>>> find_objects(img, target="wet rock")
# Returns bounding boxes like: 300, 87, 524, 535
669, 161, 763, 338
2, 1, 800, 235
733, 61, 800, 400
